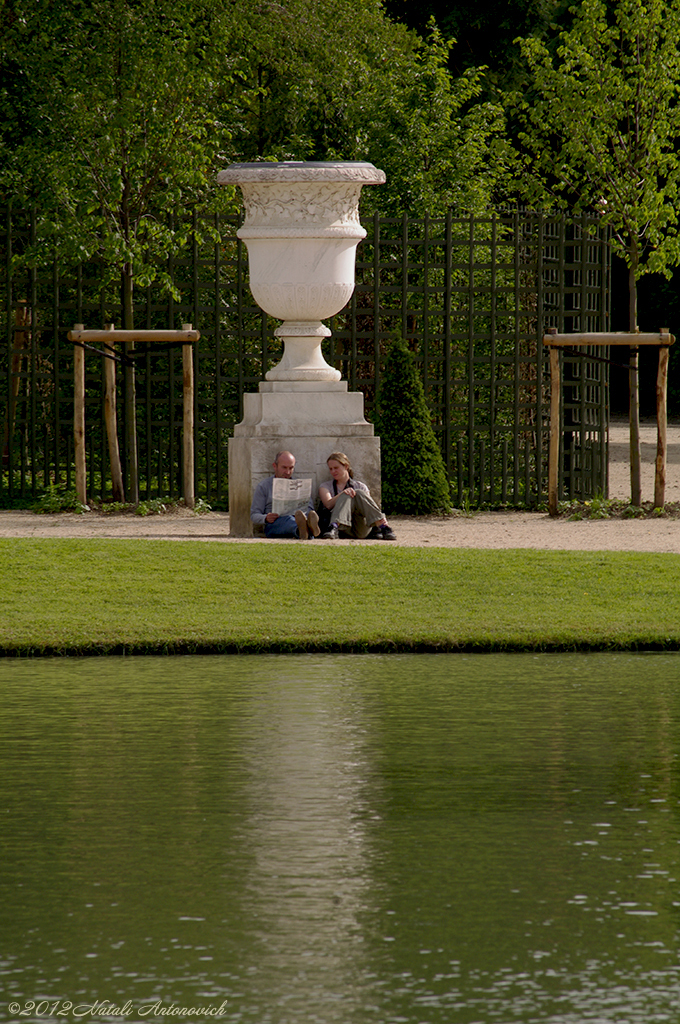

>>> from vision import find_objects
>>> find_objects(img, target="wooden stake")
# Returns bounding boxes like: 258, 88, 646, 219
655, 342, 670, 509
73, 324, 86, 505
103, 324, 125, 503
548, 336, 560, 517
124, 342, 139, 505
182, 325, 195, 509
629, 346, 641, 506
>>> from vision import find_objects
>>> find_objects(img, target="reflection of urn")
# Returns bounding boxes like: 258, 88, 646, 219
217, 161, 385, 381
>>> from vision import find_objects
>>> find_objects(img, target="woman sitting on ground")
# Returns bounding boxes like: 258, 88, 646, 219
318, 452, 396, 540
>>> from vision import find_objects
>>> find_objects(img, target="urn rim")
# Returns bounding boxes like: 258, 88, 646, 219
217, 160, 386, 185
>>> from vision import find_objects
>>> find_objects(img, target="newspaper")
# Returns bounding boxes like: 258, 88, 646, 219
272, 477, 313, 515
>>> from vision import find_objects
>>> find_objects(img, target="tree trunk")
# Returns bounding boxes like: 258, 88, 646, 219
122, 264, 139, 504
628, 263, 641, 506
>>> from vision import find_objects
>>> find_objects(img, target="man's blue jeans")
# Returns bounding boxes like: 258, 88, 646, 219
264, 514, 298, 538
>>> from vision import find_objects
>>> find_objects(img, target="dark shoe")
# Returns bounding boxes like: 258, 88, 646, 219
321, 526, 339, 540
295, 509, 308, 539
379, 525, 396, 540
307, 509, 320, 538
367, 525, 382, 539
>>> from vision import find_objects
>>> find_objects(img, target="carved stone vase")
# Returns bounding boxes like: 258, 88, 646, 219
217, 161, 385, 380
217, 161, 385, 536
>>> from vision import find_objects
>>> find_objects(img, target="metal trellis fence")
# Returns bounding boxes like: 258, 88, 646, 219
1, 206, 609, 508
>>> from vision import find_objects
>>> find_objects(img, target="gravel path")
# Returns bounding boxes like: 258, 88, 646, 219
3, 419, 680, 553
608, 418, 680, 503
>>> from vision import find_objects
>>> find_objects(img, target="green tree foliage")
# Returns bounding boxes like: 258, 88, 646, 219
358, 22, 509, 215
1, 0, 511, 268
224, 5, 509, 214
514, 0, 680, 330
1, 0, 235, 319
224, 0, 415, 163
374, 337, 451, 514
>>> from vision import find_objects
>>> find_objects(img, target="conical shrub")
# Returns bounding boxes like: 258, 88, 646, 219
374, 336, 451, 514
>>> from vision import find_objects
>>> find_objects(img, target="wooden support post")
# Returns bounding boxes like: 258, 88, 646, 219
629, 346, 641, 506
655, 335, 670, 509
545, 328, 674, 509
124, 341, 139, 506
69, 324, 199, 508
73, 323, 86, 505
548, 336, 560, 517
182, 324, 195, 509
103, 324, 125, 503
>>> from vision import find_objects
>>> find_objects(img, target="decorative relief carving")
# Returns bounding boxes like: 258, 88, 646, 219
241, 183, 363, 230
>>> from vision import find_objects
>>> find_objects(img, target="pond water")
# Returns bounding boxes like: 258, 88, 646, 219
2, 652, 680, 1024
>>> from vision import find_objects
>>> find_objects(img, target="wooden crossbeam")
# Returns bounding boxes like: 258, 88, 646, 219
69, 328, 200, 344
543, 330, 673, 347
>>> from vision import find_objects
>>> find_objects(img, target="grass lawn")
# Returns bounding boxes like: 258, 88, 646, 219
2, 538, 680, 656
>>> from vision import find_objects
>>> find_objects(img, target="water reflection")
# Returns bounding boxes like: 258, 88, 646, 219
235, 668, 375, 1016
1, 653, 680, 1023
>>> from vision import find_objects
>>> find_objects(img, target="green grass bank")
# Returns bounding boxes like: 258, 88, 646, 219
3, 539, 680, 656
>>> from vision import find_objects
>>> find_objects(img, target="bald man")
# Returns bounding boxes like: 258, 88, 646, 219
250, 451, 320, 539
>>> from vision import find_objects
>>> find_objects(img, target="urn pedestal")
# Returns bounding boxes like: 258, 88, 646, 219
217, 161, 385, 536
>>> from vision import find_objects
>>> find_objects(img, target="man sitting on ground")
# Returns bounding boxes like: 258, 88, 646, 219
250, 450, 320, 539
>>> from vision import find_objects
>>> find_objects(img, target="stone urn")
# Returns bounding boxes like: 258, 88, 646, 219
216, 161, 385, 381
219, 160, 385, 536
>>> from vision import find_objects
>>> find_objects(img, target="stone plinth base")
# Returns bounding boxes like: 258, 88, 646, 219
228, 383, 381, 537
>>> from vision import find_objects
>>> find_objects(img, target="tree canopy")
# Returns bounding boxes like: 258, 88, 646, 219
0, 0, 511, 270
5, 0, 680, 333
220, 4, 509, 215
514, 0, 680, 329
1, 0, 236, 316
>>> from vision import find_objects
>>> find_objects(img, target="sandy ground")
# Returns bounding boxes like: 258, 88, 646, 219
3, 419, 680, 553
